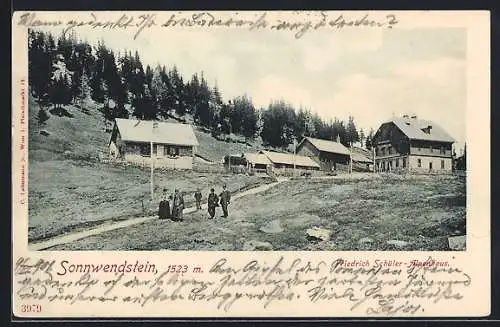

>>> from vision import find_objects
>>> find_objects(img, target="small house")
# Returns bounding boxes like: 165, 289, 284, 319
109, 118, 199, 169
260, 150, 320, 174
296, 136, 351, 171
372, 115, 455, 173
243, 152, 273, 172
350, 147, 374, 171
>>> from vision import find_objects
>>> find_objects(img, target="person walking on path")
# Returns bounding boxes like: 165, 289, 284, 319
207, 188, 219, 219
172, 189, 185, 221
219, 184, 231, 218
194, 188, 203, 210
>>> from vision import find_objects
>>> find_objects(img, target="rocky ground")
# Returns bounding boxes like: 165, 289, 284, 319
47, 173, 466, 251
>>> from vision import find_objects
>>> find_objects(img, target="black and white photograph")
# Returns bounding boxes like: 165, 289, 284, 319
13, 10, 492, 319
25, 13, 466, 252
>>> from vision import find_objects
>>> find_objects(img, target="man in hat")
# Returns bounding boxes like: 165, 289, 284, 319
207, 188, 219, 219
219, 184, 231, 218
194, 188, 203, 210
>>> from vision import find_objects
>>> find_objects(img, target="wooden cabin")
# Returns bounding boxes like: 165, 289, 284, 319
296, 136, 351, 171
108, 118, 199, 169
243, 152, 273, 172
260, 150, 320, 175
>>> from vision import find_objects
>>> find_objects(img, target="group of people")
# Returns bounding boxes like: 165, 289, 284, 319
158, 188, 186, 221
158, 185, 231, 221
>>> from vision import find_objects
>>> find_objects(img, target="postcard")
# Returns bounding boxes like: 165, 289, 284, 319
12, 10, 490, 318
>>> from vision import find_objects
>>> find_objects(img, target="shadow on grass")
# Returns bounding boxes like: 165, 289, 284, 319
49, 107, 74, 118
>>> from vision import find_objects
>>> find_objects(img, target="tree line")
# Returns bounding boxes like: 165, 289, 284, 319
28, 29, 370, 150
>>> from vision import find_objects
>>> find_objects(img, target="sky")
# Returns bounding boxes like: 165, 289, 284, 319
32, 14, 467, 151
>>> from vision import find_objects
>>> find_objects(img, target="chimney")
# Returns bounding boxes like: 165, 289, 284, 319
402, 114, 409, 119
411, 115, 417, 120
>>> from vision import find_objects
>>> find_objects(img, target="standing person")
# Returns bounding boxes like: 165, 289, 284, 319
207, 188, 219, 219
194, 188, 203, 210
171, 191, 177, 219
173, 189, 185, 221
158, 194, 170, 220
219, 184, 231, 218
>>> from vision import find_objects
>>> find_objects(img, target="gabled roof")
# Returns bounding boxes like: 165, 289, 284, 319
386, 117, 455, 143
299, 137, 351, 156
243, 152, 272, 166
260, 150, 320, 168
351, 148, 373, 163
114, 118, 199, 146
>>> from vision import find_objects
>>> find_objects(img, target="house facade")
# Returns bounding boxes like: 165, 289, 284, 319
372, 115, 455, 173
109, 118, 199, 169
243, 153, 273, 172
296, 136, 351, 171
259, 150, 320, 175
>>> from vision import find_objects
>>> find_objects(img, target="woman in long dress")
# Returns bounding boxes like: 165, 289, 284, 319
158, 194, 171, 220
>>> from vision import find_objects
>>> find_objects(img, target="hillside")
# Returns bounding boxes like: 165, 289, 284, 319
27, 97, 272, 242
29, 97, 266, 163
29, 97, 109, 162
193, 130, 265, 162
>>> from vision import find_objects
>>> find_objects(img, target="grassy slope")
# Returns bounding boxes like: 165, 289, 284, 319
28, 97, 271, 242
193, 130, 264, 162
50, 174, 466, 251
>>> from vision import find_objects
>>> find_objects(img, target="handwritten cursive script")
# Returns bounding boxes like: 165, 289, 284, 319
14, 255, 470, 316
17, 12, 399, 40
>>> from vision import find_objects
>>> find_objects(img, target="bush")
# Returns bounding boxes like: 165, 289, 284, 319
38, 109, 49, 125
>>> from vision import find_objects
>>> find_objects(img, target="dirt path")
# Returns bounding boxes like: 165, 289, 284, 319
29, 178, 288, 251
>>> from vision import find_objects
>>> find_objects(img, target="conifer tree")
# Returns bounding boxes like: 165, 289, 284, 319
48, 53, 73, 113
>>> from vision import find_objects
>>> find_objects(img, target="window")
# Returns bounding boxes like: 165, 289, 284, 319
417, 159, 422, 168
153, 144, 157, 155
429, 145, 433, 153
381, 147, 385, 156
140, 144, 150, 156
167, 146, 180, 157
402, 158, 406, 168
440, 147, 445, 154
441, 160, 445, 169
429, 162, 433, 170
395, 159, 399, 168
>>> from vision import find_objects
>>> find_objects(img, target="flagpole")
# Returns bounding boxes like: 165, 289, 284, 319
150, 140, 154, 201
349, 145, 353, 174
372, 146, 376, 173
293, 138, 297, 178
